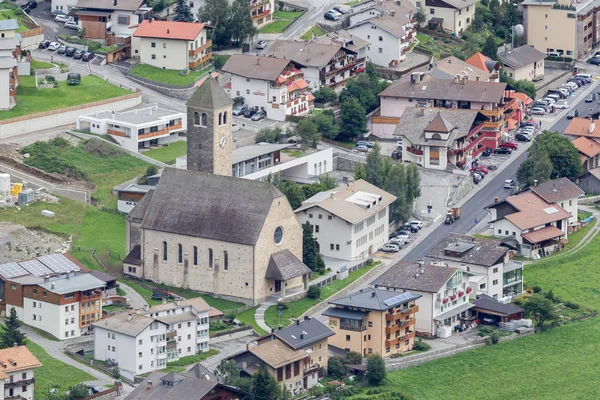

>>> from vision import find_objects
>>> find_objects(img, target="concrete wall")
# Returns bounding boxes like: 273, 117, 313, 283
209, 326, 254, 344
0, 68, 10, 110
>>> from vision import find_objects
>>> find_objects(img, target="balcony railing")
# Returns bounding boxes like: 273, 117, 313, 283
463, 132, 487, 154
107, 129, 127, 138
385, 331, 416, 347
385, 305, 419, 322
250, 0, 270, 8
503, 276, 522, 286
139, 127, 169, 140
252, 9, 271, 19
385, 318, 415, 334
189, 53, 212, 69
466, 123, 485, 138
168, 122, 183, 131
320, 57, 366, 79
189, 40, 212, 57
166, 331, 177, 339
406, 146, 424, 156
6, 378, 35, 389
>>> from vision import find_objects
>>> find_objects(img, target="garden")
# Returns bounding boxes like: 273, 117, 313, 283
130, 63, 212, 86
142, 140, 187, 164
415, 33, 464, 59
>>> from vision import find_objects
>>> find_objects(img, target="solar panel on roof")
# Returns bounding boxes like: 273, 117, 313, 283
0, 262, 28, 279
19, 259, 53, 277
383, 292, 415, 307
38, 253, 81, 274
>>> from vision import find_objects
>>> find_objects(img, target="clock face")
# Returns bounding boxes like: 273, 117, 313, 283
219, 135, 228, 148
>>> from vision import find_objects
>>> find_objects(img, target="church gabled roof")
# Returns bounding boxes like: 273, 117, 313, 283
425, 113, 454, 133
186, 77, 232, 110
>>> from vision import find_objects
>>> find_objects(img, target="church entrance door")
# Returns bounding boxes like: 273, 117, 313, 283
275, 280, 281, 293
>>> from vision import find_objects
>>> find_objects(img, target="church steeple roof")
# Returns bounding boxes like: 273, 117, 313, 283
186, 77, 232, 109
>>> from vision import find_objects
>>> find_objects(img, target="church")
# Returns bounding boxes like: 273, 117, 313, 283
123, 78, 311, 305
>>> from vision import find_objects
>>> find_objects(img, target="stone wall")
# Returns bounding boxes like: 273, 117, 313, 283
126, 74, 199, 100
333, 154, 365, 172
209, 326, 255, 344
448, 174, 474, 207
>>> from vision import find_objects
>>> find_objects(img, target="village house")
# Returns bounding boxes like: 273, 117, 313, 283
0, 20, 21, 110
374, 261, 473, 338
426, 233, 523, 299
0, 346, 42, 400
414, 0, 478, 35
465, 52, 501, 79
266, 39, 366, 90
295, 179, 396, 261
221, 54, 312, 121
132, 20, 212, 71
323, 287, 420, 357
498, 45, 546, 82
249, 0, 275, 28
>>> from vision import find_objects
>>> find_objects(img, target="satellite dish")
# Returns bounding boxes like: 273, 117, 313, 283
512, 24, 524, 39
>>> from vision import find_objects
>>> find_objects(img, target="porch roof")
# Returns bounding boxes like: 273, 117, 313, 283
433, 302, 474, 321
522, 226, 564, 244
265, 249, 312, 281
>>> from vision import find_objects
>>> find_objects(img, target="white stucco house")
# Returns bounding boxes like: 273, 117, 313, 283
295, 179, 396, 261
414, 0, 477, 36
0, 346, 42, 400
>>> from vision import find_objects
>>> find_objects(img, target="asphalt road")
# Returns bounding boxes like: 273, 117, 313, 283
404, 79, 600, 262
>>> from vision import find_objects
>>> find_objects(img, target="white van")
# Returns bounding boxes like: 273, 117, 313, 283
577, 73, 592, 81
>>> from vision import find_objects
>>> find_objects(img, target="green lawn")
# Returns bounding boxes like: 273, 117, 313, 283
120, 279, 161, 306
0, 7, 32, 32
259, 19, 293, 34
344, 0, 361, 5
264, 262, 379, 328
273, 10, 303, 19
27, 340, 94, 399
236, 306, 267, 335
142, 141, 187, 165
130, 64, 211, 86
30, 59, 55, 69
0, 76, 131, 120
281, 149, 304, 158
147, 282, 244, 311
166, 349, 219, 367
300, 26, 326, 40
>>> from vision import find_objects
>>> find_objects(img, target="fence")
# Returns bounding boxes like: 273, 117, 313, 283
309, 258, 374, 289
416, 27, 465, 45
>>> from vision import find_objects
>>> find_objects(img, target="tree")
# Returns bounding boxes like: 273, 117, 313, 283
312, 86, 337, 104
213, 54, 230, 70
327, 356, 345, 378
523, 294, 558, 330
365, 143, 386, 188
340, 74, 379, 112
68, 383, 90, 400
229, 0, 257, 46
345, 351, 363, 365
252, 366, 282, 400
354, 164, 366, 180
174, 0, 193, 22
296, 118, 320, 148
214, 359, 239, 385
516, 148, 553, 187
481, 35, 498, 59
302, 221, 326, 274
255, 126, 282, 143
366, 354, 386, 386
278, 181, 305, 209
307, 285, 321, 299
406, 164, 421, 201
0, 308, 26, 348
313, 111, 339, 140
198, 0, 231, 47
385, 163, 411, 223
415, 5, 426, 25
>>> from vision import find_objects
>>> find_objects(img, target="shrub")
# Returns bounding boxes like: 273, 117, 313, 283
390, 353, 403, 358
307, 285, 321, 299
478, 326, 494, 337
414, 338, 431, 351
490, 331, 502, 344
87, 41, 101, 51
532, 285, 543, 293
545, 290, 555, 301
312, 86, 338, 103
345, 351, 363, 365
564, 301, 580, 310
327, 356, 345, 378
255, 126, 282, 144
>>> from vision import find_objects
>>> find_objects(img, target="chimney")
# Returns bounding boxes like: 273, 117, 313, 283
44, 276, 49, 283
257, 58, 260, 65
448, 58, 452, 64
167, 29, 170, 34
476, 76, 480, 81
162, 298, 167, 305
589, 118, 595, 134
453, 75, 459, 84
300, 333, 304, 339
143, 304, 149, 313
175, 298, 180, 306
271, 328, 275, 333
147, 381, 152, 389
51, 283, 55, 290
127, 313, 132, 322
420, 107, 425, 116
534, 179, 538, 187
66, 273, 70, 279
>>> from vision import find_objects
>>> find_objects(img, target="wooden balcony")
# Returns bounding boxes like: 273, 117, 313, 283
189, 40, 212, 57
385, 331, 416, 347
168, 122, 183, 131
482, 119, 506, 130
385, 305, 419, 322
139, 128, 169, 140
5, 378, 35, 389
107, 129, 127, 137
250, 0, 270, 8
166, 331, 177, 339
385, 318, 416, 334
406, 147, 424, 156
189, 53, 212, 69
252, 9, 271, 19
320, 57, 366, 79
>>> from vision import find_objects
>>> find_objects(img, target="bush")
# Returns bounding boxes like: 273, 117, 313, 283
87, 41, 101, 51
22, 138, 87, 180
307, 285, 321, 299
532, 285, 543, 293
327, 356, 345, 378
255, 126, 282, 143
390, 353, 403, 358
478, 326, 494, 337
564, 301, 580, 310
312, 86, 338, 103
345, 351, 363, 365
545, 290, 555, 302
414, 338, 431, 351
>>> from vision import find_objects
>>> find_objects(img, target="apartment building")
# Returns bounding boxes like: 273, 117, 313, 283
426, 233, 523, 300
414, 0, 477, 35
374, 262, 473, 338
0, 346, 42, 400
0, 20, 21, 110
250, 0, 275, 28
267, 39, 366, 90
77, 106, 186, 153
323, 287, 421, 357
145, 297, 211, 356
295, 179, 396, 261
222, 54, 312, 121
93, 312, 169, 380
132, 19, 212, 70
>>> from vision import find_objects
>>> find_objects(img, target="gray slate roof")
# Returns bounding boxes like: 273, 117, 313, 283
40, 273, 105, 294
436, 0, 480, 9
0, 20, 19, 31
123, 245, 141, 266
265, 249, 312, 280
221, 54, 303, 81
322, 307, 368, 320
530, 177, 584, 204
186, 77, 232, 110
329, 287, 421, 311
426, 233, 508, 267
473, 294, 524, 315
93, 312, 167, 337
267, 40, 356, 68
127, 189, 154, 222
274, 317, 334, 349
141, 168, 284, 246
374, 261, 457, 293
75, 0, 145, 11
498, 45, 546, 69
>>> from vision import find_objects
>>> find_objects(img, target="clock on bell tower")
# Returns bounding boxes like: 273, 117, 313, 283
185, 77, 233, 176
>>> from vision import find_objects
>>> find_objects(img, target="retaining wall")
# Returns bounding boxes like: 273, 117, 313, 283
209, 326, 255, 344
333, 153, 365, 172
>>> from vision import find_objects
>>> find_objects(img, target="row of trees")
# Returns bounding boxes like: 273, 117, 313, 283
516, 131, 582, 187
355, 144, 421, 223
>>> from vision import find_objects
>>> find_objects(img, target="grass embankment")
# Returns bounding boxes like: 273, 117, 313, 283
30, 59, 55, 69
258, 11, 302, 34
300, 26, 326, 40
236, 306, 267, 335
130, 63, 211, 86
0, 76, 131, 120
142, 141, 187, 165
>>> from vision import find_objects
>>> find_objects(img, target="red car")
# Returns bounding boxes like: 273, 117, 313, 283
499, 141, 518, 150
470, 166, 489, 174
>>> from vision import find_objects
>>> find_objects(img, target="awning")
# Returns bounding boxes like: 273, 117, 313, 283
473, 294, 524, 316
265, 249, 312, 281
504, 261, 523, 273
522, 226, 564, 244
322, 307, 368, 321
433, 302, 475, 321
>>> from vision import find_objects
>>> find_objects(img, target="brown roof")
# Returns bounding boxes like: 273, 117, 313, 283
221, 54, 300, 81
466, 52, 491, 72
432, 56, 494, 82
504, 191, 571, 230
522, 226, 565, 244
425, 113, 454, 133
249, 340, 307, 368
564, 118, 600, 138
0, 346, 42, 379
267, 40, 356, 68
572, 136, 600, 157
530, 177, 585, 204
379, 73, 506, 103
133, 20, 205, 41
75, 0, 144, 11
148, 297, 213, 313
374, 261, 457, 293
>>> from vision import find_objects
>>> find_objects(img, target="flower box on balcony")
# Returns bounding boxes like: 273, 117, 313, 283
443, 298, 449, 304
466, 287, 472, 294
451, 295, 457, 301
459, 291, 465, 297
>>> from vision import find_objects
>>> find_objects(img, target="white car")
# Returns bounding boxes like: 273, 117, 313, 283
328, 9, 342, 16
409, 220, 423, 230
554, 102, 569, 109
47, 42, 60, 51
504, 179, 515, 189
542, 97, 556, 104
55, 14, 73, 23
64, 21, 79, 30
532, 107, 546, 115
390, 234, 409, 244
380, 243, 400, 253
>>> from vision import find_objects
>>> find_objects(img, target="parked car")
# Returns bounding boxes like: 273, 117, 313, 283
481, 147, 494, 156
256, 40, 268, 49
20, 4, 30, 12
47, 42, 60, 51
88, 385, 101, 395
324, 11, 340, 21
25, 1, 37, 9
515, 133, 532, 142
521, 122, 537, 128
380, 243, 400, 253
409, 220, 423, 230
391, 229, 411, 239
588, 57, 600, 65
51, 9, 67, 17
251, 110, 267, 121
470, 165, 489, 174
73, 49, 85, 59
398, 224, 419, 233
243, 109, 257, 118
500, 141, 518, 150
81, 52, 95, 61
333, 5, 348, 14
586, 93, 596, 103
64, 20, 79, 30
55, 14, 72, 23
554, 101, 569, 109
57, 45, 67, 54
472, 173, 482, 184
355, 145, 369, 152
356, 140, 374, 148
567, 109, 579, 119
504, 179, 515, 189
65, 47, 77, 57
391, 150, 401, 160
232, 104, 247, 116
494, 147, 512, 155
38, 40, 51, 49
532, 107, 546, 115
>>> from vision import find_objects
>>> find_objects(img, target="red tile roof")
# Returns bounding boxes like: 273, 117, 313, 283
466, 52, 491, 72
564, 118, 600, 138
572, 136, 600, 158
134, 20, 205, 41
522, 225, 565, 244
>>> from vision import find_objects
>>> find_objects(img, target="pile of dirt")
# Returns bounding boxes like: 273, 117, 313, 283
0, 222, 71, 263
0, 143, 22, 163
83, 139, 123, 157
